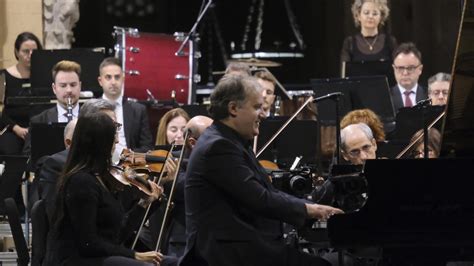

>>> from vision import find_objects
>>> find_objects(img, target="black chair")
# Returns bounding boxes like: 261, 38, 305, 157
4, 197, 30, 266
31, 199, 48, 266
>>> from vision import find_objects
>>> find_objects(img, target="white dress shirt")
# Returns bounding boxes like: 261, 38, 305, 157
103, 95, 127, 163
56, 104, 79, 123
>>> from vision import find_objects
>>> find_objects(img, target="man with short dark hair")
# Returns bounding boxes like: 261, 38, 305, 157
180, 75, 342, 266
390, 42, 428, 112
98, 57, 153, 161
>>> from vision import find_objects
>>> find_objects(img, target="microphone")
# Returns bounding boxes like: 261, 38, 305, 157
313, 92, 344, 102
416, 98, 432, 106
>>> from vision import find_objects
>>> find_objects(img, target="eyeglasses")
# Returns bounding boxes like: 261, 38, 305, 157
393, 65, 421, 73
114, 122, 122, 132
346, 144, 373, 157
430, 90, 449, 96
413, 149, 435, 158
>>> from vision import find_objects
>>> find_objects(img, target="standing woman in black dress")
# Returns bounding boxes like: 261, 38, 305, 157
340, 0, 397, 64
46, 111, 164, 266
0, 32, 42, 154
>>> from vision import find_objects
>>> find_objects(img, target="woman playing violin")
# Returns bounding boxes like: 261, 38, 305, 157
46, 112, 164, 266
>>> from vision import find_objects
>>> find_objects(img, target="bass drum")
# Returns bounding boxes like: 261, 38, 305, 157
114, 27, 192, 104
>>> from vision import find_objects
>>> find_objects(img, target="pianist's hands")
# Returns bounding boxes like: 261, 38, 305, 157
305, 203, 344, 221
12, 125, 28, 140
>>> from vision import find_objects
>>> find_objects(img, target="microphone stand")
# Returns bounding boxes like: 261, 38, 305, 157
175, 0, 213, 56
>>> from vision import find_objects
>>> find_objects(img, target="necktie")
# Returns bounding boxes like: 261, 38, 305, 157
64, 112, 73, 122
403, 90, 414, 107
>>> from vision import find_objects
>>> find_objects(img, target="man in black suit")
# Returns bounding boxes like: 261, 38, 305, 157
23, 60, 82, 154
98, 57, 153, 162
180, 75, 342, 266
390, 42, 428, 112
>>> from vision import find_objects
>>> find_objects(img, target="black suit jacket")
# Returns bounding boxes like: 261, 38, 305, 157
122, 100, 153, 152
180, 121, 315, 266
23, 107, 58, 155
390, 84, 428, 113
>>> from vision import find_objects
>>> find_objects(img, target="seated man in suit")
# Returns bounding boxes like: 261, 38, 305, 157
390, 42, 427, 112
341, 122, 378, 165
427, 72, 451, 106
180, 75, 342, 266
23, 60, 82, 154
98, 57, 153, 162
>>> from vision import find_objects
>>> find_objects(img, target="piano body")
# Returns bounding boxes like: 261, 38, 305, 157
327, 0, 474, 264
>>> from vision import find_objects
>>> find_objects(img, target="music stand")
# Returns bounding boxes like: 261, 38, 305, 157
343, 60, 395, 87
30, 49, 105, 97
311, 76, 395, 125
391, 105, 445, 141
30, 123, 67, 167
256, 119, 318, 167
0, 156, 28, 215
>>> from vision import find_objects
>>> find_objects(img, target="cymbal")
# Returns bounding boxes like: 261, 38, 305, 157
227, 58, 282, 67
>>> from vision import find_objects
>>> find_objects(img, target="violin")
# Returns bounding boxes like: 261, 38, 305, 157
109, 165, 160, 198
120, 149, 172, 173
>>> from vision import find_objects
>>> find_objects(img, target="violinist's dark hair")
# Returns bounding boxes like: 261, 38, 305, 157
14, 32, 42, 60
209, 75, 259, 120
52, 112, 118, 232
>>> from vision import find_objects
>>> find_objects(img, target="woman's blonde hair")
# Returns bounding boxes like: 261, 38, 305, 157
351, 0, 390, 27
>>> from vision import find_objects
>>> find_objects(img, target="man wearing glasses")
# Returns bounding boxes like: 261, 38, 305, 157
390, 42, 428, 112
341, 123, 377, 165
427, 72, 451, 106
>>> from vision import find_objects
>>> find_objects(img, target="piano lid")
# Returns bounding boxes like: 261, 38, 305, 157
442, 0, 474, 157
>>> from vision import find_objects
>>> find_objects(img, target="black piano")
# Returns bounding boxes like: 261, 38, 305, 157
327, 1, 474, 264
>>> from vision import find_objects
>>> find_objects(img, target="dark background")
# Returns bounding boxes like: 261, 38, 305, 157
72, 0, 463, 87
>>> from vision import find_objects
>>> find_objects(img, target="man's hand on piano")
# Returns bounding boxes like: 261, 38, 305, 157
305, 203, 344, 221
12, 125, 28, 140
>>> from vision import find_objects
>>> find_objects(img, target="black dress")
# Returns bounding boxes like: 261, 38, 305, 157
340, 32, 397, 63
45, 170, 154, 266
0, 69, 32, 154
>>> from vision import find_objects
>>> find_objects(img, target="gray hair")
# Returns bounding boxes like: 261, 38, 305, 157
79, 98, 116, 118
428, 72, 451, 92
341, 122, 374, 151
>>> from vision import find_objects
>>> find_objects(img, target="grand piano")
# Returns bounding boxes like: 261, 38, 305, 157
327, 0, 474, 264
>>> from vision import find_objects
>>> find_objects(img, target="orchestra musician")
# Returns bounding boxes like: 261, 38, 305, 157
427, 72, 451, 106
0, 32, 43, 155
254, 70, 276, 117
98, 57, 153, 162
45, 111, 165, 266
341, 122, 378, 165
155, 108, 189, 146
390, 42, 428, 112
180, 75, 342, 266
23, 60, 82, 154
410, 128, 442, 159
340, 0, 397, 65
224, 62, 251, 76
162, 115, 213, 259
